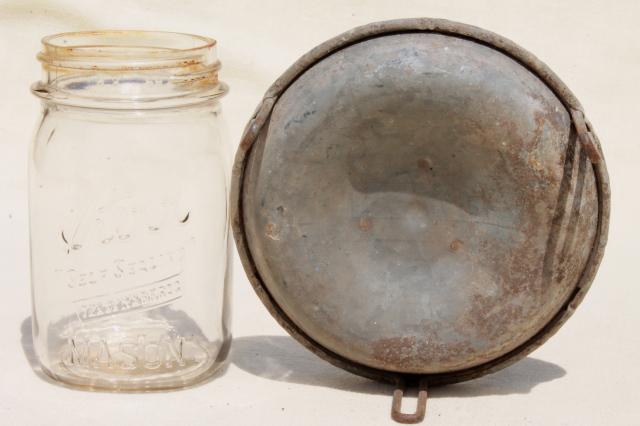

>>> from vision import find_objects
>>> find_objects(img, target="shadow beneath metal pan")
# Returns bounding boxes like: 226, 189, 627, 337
231, 335, 566, 398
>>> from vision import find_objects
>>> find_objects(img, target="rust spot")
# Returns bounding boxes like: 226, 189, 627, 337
533, 110, 545, 138
265, 222, 280, 240
358, 216, 373, 232
449, 239, 464, 252
372, 334, 476, 370
528, 156, 544, 173
416, 157, 433, 171
373, 336, 417, 366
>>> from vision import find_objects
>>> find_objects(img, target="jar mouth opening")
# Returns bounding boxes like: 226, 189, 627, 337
38, 30, 218, 71
34, 30, 226, 109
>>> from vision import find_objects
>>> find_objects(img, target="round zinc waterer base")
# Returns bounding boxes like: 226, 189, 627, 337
231, 18, 609, 423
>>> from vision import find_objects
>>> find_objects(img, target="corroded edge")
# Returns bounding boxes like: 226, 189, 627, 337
230, 18, 610, 385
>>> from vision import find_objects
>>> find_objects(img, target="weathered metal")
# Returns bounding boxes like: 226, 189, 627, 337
231, 18, 609, 422
392, 377, 429, 423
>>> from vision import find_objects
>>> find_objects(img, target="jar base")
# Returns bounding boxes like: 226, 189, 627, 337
39, 336, 231, 392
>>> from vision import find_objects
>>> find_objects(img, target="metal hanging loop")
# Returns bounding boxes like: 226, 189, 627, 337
391, 377, 429, 424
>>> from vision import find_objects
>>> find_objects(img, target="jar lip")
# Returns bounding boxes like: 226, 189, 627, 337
38, 30, 218, 71
34, 30, 227, 109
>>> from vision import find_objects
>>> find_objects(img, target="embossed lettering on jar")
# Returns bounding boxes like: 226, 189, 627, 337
29, 31, 231, 390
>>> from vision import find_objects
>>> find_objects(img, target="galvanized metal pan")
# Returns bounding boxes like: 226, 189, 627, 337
231, 18, 609, 423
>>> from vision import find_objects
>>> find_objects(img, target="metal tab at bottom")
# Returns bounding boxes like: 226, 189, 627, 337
391, 377, 429, 424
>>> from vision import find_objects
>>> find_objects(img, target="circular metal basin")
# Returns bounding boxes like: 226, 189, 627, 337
232, 18, 609, 385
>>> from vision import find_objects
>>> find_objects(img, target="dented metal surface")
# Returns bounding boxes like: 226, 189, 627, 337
231, 18, 609, 385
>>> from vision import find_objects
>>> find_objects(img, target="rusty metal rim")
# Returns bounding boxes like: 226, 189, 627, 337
231, 18, 610, 385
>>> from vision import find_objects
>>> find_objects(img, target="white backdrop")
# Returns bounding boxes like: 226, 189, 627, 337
0, 1, 638, 425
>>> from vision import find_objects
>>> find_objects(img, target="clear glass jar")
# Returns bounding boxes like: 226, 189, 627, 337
29, 31, 231, 390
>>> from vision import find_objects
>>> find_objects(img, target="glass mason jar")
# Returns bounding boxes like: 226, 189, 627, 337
29, 31, 231, 390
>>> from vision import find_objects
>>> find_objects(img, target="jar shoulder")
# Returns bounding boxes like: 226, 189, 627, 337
31, 104, 230, 173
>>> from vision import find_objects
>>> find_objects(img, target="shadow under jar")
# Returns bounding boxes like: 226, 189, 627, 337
29, 31, 232, 390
